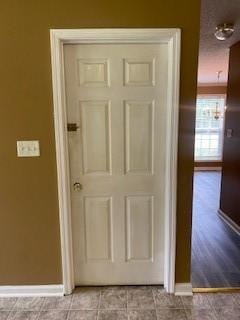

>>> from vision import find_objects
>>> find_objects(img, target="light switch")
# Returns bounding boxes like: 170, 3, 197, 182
226, 128, 233, 138
17, 140, 40, 157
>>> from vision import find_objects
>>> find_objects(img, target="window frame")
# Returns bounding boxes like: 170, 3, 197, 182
195, 93, 226, 162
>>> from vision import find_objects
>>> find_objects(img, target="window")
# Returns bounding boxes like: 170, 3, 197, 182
195, 95, 225, 161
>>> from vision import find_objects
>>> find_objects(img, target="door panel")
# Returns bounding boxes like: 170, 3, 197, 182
126, 196, 154, 261
84, 196, 113, 262
64, 43, 168, 285
125, 101, 154, 174
124, 58, 155, 86
78, 59, 110, 87
80, 100, 111, 175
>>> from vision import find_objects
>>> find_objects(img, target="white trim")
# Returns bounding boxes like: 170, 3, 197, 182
50, 28, 181, 295
0, 285, 64, 297
175, 283, 193, 296
50, 30, 75, 295
163, 29, 181, 294
218, 209, 240, 236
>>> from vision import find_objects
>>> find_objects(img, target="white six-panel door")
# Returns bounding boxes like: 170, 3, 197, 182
64, 44, 168, 285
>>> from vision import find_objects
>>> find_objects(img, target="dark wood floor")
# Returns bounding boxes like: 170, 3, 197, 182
191, 171, 240, 288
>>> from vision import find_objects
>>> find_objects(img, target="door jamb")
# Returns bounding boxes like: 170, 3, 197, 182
50, 28, 181, 295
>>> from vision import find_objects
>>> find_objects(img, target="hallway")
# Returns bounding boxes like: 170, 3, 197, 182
191, 171, 240, 287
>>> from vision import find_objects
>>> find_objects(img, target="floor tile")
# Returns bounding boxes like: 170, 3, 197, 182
13, 297, 44, 311
68, 310, 97, 319
0, 288, 238, 320
0, 311, 10, 320
7, 311, 39, 319
153, 289, 183, 309
156, 309, 187, 320
181, 294, 211, 309
127, 288, 155, 309
231, 293, 240, 307
128, 310, 157, 320
185, 309, 217, 320
214, 307, 240, 320
206, 293, 235, 308
98, 310, 127, 320
100, 288, 127, 309
42, 295, 72, 310
0, 298, 17, 310
38, 310, 68, 319
71, 287, 100, 310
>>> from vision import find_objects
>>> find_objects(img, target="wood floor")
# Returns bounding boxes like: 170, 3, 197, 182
191, 171, 240, 288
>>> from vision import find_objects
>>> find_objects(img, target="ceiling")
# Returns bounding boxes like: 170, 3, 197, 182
198, 0, 240, 85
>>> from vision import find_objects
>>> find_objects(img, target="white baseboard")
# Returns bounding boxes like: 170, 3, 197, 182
175, 283, 193, 296
0, 285, 64, 297
218, 209, 240, 236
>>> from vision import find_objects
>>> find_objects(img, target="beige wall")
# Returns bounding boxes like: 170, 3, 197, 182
0, 0, 200, 285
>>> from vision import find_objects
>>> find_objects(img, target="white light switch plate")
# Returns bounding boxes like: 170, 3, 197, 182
17, 140, 40, 157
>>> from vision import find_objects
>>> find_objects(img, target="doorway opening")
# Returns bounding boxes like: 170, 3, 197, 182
191, 0, 240, 290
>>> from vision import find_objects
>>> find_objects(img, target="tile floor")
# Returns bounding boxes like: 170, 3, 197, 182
0, 286, 239, 319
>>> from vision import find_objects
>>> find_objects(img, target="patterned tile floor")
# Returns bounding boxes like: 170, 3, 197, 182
0, 286, 239, 319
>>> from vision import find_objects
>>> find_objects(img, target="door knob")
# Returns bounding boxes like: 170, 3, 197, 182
73, 182, 83, 191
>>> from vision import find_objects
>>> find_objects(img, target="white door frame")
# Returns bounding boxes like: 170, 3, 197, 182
50, 28, 181, 295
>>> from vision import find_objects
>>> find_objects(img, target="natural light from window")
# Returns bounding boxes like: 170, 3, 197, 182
195, 95, 225, 161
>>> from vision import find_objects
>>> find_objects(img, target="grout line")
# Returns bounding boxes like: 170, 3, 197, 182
151, 287, 158, 319
68, 290, 74, 311
66, 309, 70, 320
182, 306, 190, 320
180, 295, 188, 312
5, 298, 18, 320
211, 307, 219, 319
10, 297, 19, 311
126, 287, 130, 320
66, 295, 73, 320
39, 297, 46, 311
126, 287, 128, 311
5, 310, 11, 320
96, 288, 102, 320
179, 293, 192, 319
66, 293, 74, 320
35, 309, 41, 320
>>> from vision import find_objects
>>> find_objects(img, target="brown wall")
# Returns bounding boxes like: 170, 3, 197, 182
0, 1, 200, 285
195, 162, 222, 168
220, 41, 240, 227
197, 86, 227, 95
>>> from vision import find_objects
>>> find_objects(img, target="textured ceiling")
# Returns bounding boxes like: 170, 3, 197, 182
198, 0, 240, 85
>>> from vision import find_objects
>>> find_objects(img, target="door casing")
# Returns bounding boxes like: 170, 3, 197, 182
50, 28, 181, 295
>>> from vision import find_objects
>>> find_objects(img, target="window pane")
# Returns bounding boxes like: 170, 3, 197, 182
194, 96, 225, 161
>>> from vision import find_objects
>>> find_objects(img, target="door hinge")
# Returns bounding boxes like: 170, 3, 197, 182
67, 123, 79, 132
